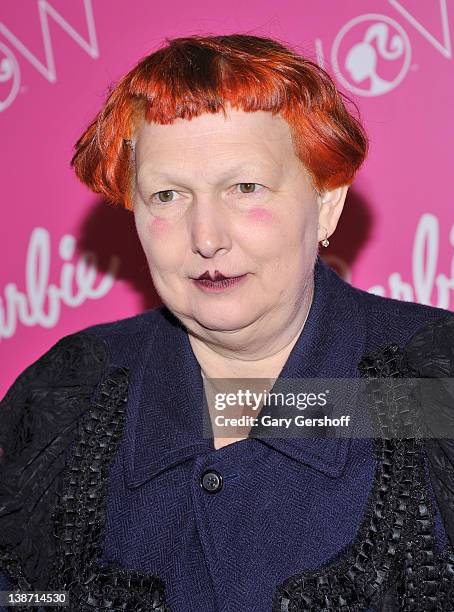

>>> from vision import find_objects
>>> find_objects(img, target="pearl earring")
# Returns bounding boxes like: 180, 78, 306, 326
319, 226, 330, 248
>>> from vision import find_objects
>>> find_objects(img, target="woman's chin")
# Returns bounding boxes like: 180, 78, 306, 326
189, 307, 260, 333
194, 316, 253, 333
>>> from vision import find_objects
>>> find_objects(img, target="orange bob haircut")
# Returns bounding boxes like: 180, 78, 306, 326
71, 33, 369, 211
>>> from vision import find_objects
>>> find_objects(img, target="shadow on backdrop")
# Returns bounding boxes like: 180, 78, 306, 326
322, 189, 374, 279
77, 197, 161, 311
76, 188, 373, 312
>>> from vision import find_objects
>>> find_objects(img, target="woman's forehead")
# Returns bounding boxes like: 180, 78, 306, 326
135, 108, 293, 147
133, 108, 297, 176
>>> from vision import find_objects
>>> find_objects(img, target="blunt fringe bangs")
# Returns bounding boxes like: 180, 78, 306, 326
71, 34, 369, 210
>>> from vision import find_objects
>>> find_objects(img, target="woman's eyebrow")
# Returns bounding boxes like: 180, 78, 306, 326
138, 162, 277, 184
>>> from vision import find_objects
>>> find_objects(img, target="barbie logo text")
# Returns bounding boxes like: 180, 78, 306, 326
0, 227, 119, 340
368, 213, 454, 309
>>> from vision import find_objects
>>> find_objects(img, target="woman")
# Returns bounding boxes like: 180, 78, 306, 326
1, 34, 453, 612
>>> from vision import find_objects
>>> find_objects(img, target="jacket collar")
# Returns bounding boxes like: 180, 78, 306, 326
123, 257, 366, 489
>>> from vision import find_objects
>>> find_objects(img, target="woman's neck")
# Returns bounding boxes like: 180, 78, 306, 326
188, 283, 314, 380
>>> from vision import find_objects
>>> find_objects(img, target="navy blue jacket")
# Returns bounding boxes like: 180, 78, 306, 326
1, 257, 454, 611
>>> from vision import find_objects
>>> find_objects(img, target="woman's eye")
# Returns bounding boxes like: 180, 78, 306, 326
149, 184, 264, 204
237, 183, 263, 194
150, 190, 177, 204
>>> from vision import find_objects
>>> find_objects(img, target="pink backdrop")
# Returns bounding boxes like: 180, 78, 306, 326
1, 0, 453, 397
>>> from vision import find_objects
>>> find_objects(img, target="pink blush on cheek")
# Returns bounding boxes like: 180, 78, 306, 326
147, 217, 168, 235
247, 207, 274, 223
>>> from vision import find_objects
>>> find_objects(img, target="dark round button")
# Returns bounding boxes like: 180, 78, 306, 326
200, 469, 223, 493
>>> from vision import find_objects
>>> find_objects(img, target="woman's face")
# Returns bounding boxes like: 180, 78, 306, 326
133, 107, 337, 337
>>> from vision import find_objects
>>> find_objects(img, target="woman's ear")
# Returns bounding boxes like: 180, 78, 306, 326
316, 185, 349, 243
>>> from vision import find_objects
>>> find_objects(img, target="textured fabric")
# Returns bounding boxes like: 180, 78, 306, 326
1, 256, 453, 611
404, 315, 454, 549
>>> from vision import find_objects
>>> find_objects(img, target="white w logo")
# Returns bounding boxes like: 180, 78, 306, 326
0, 0, 98, 110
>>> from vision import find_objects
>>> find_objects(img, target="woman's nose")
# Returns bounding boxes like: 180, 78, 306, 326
190, 198, 232, 258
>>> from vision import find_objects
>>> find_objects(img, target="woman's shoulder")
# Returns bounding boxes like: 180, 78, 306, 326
76, 305, 177, 369
78, 304, 167, 340
1, 306, 167, 403
347, 279, 454, 350
320, 260, 453, 350
353, 282, 452, 319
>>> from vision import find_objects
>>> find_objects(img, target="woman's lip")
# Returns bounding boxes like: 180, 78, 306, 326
195, 274, 243, 280
192, 274, 248, 293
